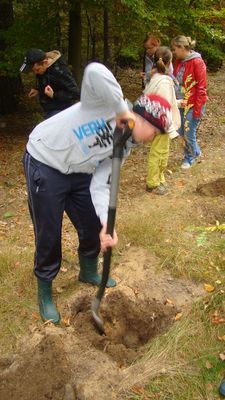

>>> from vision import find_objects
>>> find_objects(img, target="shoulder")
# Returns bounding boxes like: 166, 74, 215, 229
188, 57, 205, 67
156, 74, 173, 85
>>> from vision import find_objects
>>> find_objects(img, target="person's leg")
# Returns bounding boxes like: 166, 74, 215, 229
65, 173, 116, 287
159, 134, 170, 185
23, 152, 69, 322
146, 136, 161, 189
182, 107, 205, 166
178, 108, 185, 137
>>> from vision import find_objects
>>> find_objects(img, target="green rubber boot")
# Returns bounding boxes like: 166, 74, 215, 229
78, 254, 116, 288
37, 279, 60, 324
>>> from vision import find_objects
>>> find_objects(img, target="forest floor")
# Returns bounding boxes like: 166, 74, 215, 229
0, 66, 225, 400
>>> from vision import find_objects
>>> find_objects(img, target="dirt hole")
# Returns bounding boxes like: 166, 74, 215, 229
71, 290, 177, 366
197, 177, 225, 197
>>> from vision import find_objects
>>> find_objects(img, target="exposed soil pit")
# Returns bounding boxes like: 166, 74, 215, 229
70, 290, 177, 366
197, 177, 225, 197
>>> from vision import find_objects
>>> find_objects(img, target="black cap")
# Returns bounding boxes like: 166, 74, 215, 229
20, 48, 46, 73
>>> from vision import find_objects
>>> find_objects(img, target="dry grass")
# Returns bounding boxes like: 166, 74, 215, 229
120, 295, 225, 399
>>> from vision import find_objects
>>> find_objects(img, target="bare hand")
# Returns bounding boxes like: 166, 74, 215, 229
139, 72, 146, 78
99, 224, 118, 252
179, 99, 188, 108
44, 85, 54, 98
28, 89, 38, 98
116, 111, 135, 129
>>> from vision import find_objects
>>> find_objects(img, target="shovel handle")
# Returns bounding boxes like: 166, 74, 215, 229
95, 120, 134, 301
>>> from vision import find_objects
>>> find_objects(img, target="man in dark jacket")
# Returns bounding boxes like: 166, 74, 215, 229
20, 48, 80, 119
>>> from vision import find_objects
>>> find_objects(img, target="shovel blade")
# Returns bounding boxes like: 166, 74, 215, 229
91, 298, 105, 335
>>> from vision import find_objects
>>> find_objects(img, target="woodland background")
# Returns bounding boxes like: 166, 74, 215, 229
0, 0, 225, 115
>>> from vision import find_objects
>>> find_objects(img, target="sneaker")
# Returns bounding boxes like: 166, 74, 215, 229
146, 185, 154, 193
181, 161, 191, 169
146, 184, 167, 195
160, 182, 168, 189
196, 151, 203, 163
154, 185, 168, 195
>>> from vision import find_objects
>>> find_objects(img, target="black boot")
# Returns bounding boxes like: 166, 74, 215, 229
37, 279, 60, 324
78, 254, 116, 287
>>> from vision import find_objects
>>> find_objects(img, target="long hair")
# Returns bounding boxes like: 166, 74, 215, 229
153, 46, 172, 74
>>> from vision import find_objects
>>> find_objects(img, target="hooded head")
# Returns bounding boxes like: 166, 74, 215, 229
20, 48, 46, 73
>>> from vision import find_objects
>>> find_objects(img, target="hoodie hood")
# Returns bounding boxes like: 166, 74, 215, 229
183, 51, 201, 62
46, 50, 61, 68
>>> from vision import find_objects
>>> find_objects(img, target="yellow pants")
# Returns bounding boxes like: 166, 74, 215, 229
146, 133, 170, 188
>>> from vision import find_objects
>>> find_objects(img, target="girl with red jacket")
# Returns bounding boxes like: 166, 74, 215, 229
171, 36, 208, 169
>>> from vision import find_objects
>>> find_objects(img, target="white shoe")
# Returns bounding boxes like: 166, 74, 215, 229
181, 161, 191, 169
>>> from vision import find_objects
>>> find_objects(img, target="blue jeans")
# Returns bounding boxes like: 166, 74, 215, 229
179, 106, 205, 165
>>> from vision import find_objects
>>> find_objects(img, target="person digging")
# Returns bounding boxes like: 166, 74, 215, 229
23, 62, 173, 324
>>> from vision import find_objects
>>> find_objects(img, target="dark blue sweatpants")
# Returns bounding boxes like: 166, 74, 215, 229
23, 152, 101, 282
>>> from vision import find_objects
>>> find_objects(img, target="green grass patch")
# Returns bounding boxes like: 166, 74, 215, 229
117, 205, 225, 283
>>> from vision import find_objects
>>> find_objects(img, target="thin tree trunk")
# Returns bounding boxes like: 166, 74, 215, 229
68, 1, 82, 84
103, 7, 110, 66
0, 0, 21, 114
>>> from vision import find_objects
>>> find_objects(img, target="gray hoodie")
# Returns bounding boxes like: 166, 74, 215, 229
26, 62, 129, 224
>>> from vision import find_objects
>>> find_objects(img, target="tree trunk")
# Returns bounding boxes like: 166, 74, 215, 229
0, 0, 21, 114
68, 1, 82, 84
103, 6, 111, 67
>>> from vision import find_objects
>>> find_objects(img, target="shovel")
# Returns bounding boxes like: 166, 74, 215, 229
91, 119, 135, 334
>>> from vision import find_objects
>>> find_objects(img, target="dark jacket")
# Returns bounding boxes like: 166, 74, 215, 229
36, 50, 80, 113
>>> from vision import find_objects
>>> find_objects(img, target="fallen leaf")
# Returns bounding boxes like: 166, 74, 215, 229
43, 320, 55, 326
205, 360, 213, 369
219, 353, 225, 361
204, 283, 215, 292
131, 386, 145, 395
3, 211, 13, 218
174, 312, 183, 321
165, 298, 174, 306
214, 318, 225, 324
14, 261, 20, 267
32, 312, 41, 320
63, 316, 71, 327
206, 383, 213, 391
60, 267, 68, 273
56, 286, 64, 293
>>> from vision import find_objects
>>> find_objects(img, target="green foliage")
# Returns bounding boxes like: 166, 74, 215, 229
0, 0, 225, 81
198, 42, 224, 71
0, 0, 70, 76
116, 47, 140, 68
